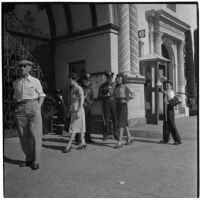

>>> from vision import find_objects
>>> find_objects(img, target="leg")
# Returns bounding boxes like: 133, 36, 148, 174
168, 110, 181, 143
15, 107, 33, 162
162, 120, 170, 143
84, 106, 92, 142
102, 101, 110, 139
110, 101, 118, 137
125, 126, 134, 144
114, 128, 124, 148
28, 105, 43, 165
66, 132, 76, 149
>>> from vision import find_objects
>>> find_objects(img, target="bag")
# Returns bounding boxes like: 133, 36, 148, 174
169, 95, 182, 107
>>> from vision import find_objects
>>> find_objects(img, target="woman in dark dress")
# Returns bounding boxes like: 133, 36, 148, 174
113, 73, 135, 148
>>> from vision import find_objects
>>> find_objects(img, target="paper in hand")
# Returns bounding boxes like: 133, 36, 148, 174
156, 75, 167, 87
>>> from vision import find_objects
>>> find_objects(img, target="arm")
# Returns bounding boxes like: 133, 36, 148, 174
78, 86, 84, 112
35, 79, 46, 107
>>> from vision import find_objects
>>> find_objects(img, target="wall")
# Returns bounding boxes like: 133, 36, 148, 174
54, 31, 118, 102
137, 3, 197, 56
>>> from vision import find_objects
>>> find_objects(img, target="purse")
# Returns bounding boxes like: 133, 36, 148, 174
169, 95, 182, 107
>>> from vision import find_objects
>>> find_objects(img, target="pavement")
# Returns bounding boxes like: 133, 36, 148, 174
3, 116, 198, 198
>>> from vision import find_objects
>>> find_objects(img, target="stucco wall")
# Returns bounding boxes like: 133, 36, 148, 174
54, 31, 118, 101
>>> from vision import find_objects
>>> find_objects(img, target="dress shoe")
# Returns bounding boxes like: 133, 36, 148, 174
31, 163, 39, 170
173, 141, 182, 145
77, 144, 87, 150
62, 146, 72, 153
125, 138, 134, 145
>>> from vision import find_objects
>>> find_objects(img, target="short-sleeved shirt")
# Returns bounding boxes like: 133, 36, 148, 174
13, 74, 46, 101
98, 82, 115, 99
164, 90, 175, 105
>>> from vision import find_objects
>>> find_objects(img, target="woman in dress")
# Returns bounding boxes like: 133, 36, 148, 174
113, 73, 135, 148
158, 80, 181, 145
63, 72, 86, 153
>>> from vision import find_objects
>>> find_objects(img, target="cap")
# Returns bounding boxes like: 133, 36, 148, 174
82, 73, 91, 81
18, 60, 34, 66
56, 88, 62, 94
68, 72, 79, 80
105, 71, 114, 78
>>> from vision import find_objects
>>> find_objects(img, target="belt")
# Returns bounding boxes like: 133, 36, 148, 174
17, 98, 38, 105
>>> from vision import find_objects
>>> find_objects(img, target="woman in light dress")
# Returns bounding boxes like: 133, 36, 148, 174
63, 72, 86, 153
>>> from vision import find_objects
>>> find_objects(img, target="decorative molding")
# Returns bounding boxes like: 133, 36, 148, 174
4, 11, 49, 38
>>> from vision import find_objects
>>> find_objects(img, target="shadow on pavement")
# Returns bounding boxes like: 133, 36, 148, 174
42, 144, 66, 151
134, 139, 162, 144
3, 156, 24, 165
89, 141, 115, 148
42, 138, 67, 143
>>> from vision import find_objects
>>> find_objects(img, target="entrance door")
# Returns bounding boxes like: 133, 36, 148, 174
69, 60, 86, 83
158, 64, 167, 120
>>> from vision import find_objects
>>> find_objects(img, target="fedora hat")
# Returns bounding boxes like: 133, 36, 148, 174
68, 72, 79, 80
18, 59, 34, 66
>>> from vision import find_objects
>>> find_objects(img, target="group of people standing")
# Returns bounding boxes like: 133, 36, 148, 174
62, 71, 135, 152
12, 59, 181, 171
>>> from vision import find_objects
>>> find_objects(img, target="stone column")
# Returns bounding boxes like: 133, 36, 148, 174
129, 4, 139, 74
154, 31, 163, 55
177, 41, 189, 115
148, 17, 154, 53
118, 4, 130, 73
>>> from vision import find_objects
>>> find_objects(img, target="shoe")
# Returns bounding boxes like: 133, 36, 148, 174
125, 138, 134, 145
31, 163, 39, 170
114, 143, 123, 149
77, 144, 87, 150
173, 141, 182, 145
20, 161, 32, 167
159, 140, 168, 144
62, 147, 72, 153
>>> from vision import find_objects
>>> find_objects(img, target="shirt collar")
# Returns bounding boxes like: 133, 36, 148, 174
21, 74, 32, 82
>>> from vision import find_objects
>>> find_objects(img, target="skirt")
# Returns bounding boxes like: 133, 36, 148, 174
69, 108, 86, 134
116, 101, 128, 128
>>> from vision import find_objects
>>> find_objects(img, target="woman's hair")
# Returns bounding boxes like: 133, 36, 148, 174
68, 72, 78, 80
116, 73, 125, 83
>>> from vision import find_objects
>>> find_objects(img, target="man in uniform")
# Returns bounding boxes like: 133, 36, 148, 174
98, 72, 118, 141
13, 60, 45, 170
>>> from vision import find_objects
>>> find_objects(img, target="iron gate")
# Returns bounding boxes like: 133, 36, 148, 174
3, 11, 54, 135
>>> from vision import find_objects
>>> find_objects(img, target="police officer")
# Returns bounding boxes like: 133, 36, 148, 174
13, 60, 45, 170
98, 72, 118, 141
81, 74, 95, 143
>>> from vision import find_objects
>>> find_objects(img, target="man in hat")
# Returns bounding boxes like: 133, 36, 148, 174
98, 72, 118, 141
13, 59, 46, 170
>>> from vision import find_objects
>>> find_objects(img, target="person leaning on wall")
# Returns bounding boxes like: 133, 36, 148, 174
13, 59, 46, 170
158, 80, 182, 145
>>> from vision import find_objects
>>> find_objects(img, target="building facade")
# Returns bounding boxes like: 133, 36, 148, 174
3, 3, 197, 133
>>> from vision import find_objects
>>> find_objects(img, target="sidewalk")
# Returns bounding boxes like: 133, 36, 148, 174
131, 116, 197, 139
3, 116, 198, 198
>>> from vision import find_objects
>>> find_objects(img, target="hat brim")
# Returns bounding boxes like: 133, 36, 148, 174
18, 60, 34, 66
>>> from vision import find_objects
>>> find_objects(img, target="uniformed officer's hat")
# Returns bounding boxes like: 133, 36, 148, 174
82, 73, 91, 81
68, 72, 79, 80
56, 88, 62, 94
18, 59, 34, 66
105, 71, 114, 78
164, 80, 173, 86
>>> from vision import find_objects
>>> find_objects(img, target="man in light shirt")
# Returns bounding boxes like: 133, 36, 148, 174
13, 60, 46, 170
158, 80, 181, 145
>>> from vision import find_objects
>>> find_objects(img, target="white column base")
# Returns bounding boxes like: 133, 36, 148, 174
178, 105, 189, 117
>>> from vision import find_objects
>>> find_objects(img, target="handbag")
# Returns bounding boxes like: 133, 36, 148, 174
169, 95, 182, 107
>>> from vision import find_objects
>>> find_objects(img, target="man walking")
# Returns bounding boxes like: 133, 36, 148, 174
13, 60, 45, 170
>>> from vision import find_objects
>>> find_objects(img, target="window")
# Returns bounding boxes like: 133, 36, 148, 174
167, 4, 176, 12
